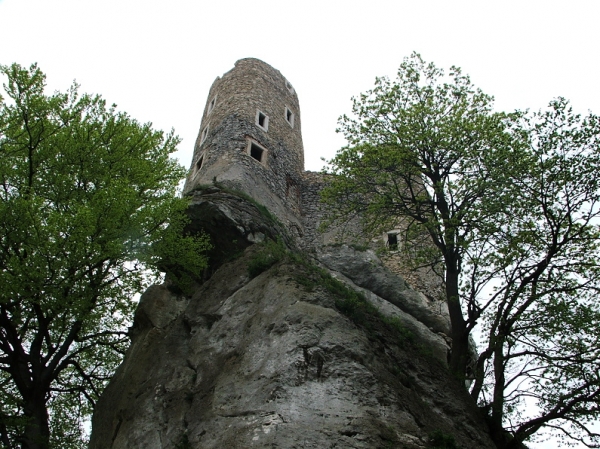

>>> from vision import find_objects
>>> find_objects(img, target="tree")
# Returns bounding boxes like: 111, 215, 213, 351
470, 98, 600, 448
322, 52, 521, 380
322, 53, 600, 447
0, 63, 210, 449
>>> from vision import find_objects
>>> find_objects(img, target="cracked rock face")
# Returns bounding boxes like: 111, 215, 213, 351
90, 242, 494, 448
316, 245, 451, 335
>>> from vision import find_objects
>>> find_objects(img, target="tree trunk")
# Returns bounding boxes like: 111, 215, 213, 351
488, 343, 507, 446
21, 392, 50, 449
445, 266, 468, 382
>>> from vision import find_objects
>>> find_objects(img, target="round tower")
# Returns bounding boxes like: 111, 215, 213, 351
184, 58, 305, 228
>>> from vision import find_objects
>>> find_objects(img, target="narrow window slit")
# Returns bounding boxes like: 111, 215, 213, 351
285, 107, 294, 128
200, 125, 209, 144
207, 96, 217, 113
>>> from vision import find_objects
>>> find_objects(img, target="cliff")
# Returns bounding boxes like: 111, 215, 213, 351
89, 188, 495, 448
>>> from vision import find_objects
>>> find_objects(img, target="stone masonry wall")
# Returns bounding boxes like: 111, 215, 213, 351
300, 171, 447, 313
184, 59, 304, 226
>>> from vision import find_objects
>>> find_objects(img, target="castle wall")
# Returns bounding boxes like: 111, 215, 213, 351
299, 171, 445, 303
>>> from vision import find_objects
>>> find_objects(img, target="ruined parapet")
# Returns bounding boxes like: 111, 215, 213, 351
184, 59, 304, 238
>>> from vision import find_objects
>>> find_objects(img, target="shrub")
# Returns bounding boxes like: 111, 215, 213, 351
247, 238, 286, 278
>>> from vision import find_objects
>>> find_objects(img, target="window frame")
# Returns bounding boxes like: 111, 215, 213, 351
255, 110, 269, 132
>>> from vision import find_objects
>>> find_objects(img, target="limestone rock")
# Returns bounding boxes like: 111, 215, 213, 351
317, 245, 450, 335
183, 186, 293, 269
325, 268, 450, 365
91, 245, 494, 448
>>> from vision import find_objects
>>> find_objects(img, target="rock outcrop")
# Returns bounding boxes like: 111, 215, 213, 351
90, 190, 495, 449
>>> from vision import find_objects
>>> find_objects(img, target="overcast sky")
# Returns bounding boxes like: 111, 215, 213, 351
1, 0, 599, 175
1, 1, 599, 447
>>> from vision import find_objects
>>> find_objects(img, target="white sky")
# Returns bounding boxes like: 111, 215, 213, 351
1, 1, 599, 447
2, 0, 599, 175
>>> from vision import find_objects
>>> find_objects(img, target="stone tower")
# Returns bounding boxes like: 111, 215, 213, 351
184, 58, 305, 234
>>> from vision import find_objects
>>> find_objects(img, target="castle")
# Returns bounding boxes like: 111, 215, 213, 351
88, 58, 497, 449
184, 57, 444, 301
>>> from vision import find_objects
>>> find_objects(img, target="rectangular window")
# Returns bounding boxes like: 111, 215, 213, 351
387, 233, 399, 251
250, 143, 264, 161
256, 110, 269, 131
246, 139, 268, 165
285, 107, 294, 128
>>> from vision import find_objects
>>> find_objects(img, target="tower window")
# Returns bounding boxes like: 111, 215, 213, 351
285, 107, 294, 128
246, 139, 268, 165
207, 95, 217, 114
200, 125, 209, 144
250, 144, 264, 161
387, 232, 399, 251
256, 110, 269, 131
195, 154, 204, 171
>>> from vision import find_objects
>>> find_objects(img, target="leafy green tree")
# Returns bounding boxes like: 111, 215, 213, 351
322, 52, 521, 379
471, 98, 600, 448
322, 53, 600, 448
0, 63, 210, 449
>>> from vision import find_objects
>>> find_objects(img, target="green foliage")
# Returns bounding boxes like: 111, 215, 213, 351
150, 209, 211, 295
333, 289, 372, 321
381, 316, 414, 344
323, 53, 600, 447
428, 430, 460, 449
323, 52, 521, 379
349, 243, 369, 252
0, 63, 210, 448
289, 256, 414, 345
247, 238, 286, 278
